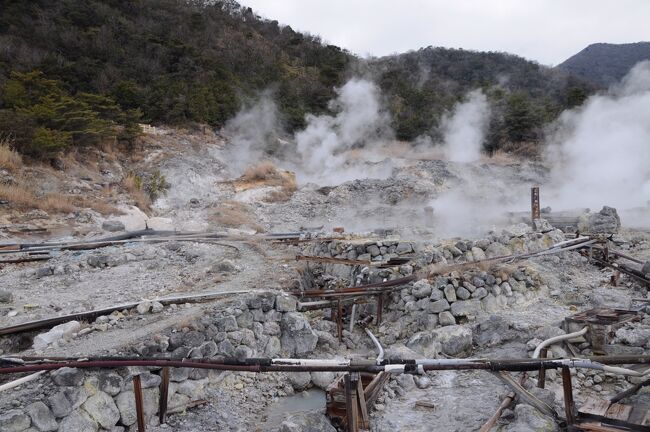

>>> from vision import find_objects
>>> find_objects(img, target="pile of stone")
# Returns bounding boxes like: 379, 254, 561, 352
0, 292, 322, 432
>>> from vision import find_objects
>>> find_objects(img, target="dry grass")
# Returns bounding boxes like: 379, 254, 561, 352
238, 161, 297, 203
242, 161, 282, 182
72, 196, 123, 216
0, 139, 22, 173
498, 141, 541, 159
0, 184, 75, 213
123, 173, 151, 211
210, 200, 264, 232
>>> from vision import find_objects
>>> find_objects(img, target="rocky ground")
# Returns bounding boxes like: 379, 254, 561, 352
1, 128, 650, 432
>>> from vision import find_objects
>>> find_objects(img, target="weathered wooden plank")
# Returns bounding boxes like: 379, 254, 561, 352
580, 398, 610, 417
605, 403, 632, 421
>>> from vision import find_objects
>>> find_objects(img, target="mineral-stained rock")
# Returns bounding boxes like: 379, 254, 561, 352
431, 325, 473, 356
25, 401, 57, 431
279, 410, 337, 432
450, 300, 482, 318
82, 391, 120, 429
51, 367, 85, 386
280, 312, 318, 356
0, 409, 31, 432
58, 410, 98, 432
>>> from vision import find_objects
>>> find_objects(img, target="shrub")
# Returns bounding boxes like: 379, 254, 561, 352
0, 137, 22, 172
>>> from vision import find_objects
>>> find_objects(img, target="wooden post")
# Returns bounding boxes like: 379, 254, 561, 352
561, 366, 575, 425
376, 294, 383, 326
531, 187, 540, 223
337, 300, 343, 342
133, 375, 146, 432
159, 367, 170, 424
537, 348, 547, 389
345, 373, 359, 432
356, 377, 369, 429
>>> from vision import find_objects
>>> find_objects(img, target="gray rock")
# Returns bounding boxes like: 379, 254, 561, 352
429, 288, 443, 301
25, 401, 57, 432
58, 410, 98, 432
234, 344, 253, 360
217, 316, 238, 332
311, 372, 337, 390
115, 389, 158, 426
473, 315, 514, 347
486, 242, 511, 258
397, 374, 416, 390
98, 372, 123, 396
471, 247, 486, 261
102, 220, 125, 232
35, 267, 53, 278
414, 375, 432, 389
456, 287, 470, 300
431, 325, 473, 356
472, 287, 488, 299
136, 301, 152, 314
395, 243, 413, 254
280, 312, 318, 356
578, 206, 621, 234
367, 245, 380, 256
0, 290, 13, 303
643, 261, 650, 276
264, 336, 281, 357
49, 391, 73, 417
276, 295, 297, 312
151, 301, 164, 313
503, 404, 558, 432
428, 299, 450, 313
438, 311, 456, 326
443, 285, 457, 302
87, 255, 109, 268
450, 300, 482, 318
412, 280, 432, 299
289, 372, 312, 391
0, 410, 31, 432
406, 332, 440, 357
279, 410, 336, 432
82, 391, 120, 429
51, 367, 85, 386
236, 310, 254, 328
33, 321, 81, 350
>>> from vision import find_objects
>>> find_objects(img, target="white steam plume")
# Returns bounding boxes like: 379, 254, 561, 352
545, 61, 650, 212
222, 94, 280, 175
441, 89, 490, 163
294, 79, 394, 185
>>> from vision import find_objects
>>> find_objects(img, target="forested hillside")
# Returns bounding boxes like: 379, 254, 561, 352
0, 0, 595, 159
557, 42, 650, 86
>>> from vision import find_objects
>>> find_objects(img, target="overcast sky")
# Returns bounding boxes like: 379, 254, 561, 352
240, 0, 650, 66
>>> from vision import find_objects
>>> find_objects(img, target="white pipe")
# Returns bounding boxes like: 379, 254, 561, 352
365, 329, 384, 365
349, 304, 357, 333
0, 371, 45, 393
533, 327, 589, 359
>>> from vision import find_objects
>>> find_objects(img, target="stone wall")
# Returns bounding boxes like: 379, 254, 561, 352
0, 292, 320, 432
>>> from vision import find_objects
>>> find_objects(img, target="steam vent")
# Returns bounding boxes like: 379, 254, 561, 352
2, 1, 650, 431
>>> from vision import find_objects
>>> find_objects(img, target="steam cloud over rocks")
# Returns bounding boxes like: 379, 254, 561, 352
294, 78, 394, 185
441, 89, 490, 163
546, 60, 650, 212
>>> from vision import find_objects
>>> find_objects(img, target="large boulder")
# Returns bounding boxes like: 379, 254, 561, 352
431, 325, 473, 356
503, 404, 558, 432
25, 401, 57, 431
578, 206, 621, 234
81, 391, 120, 429
0, 410, 31, 432
406, 331, 440, 358
279, 410, 337, 432
281, 312, 318, 356
450, 300, 482, 318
